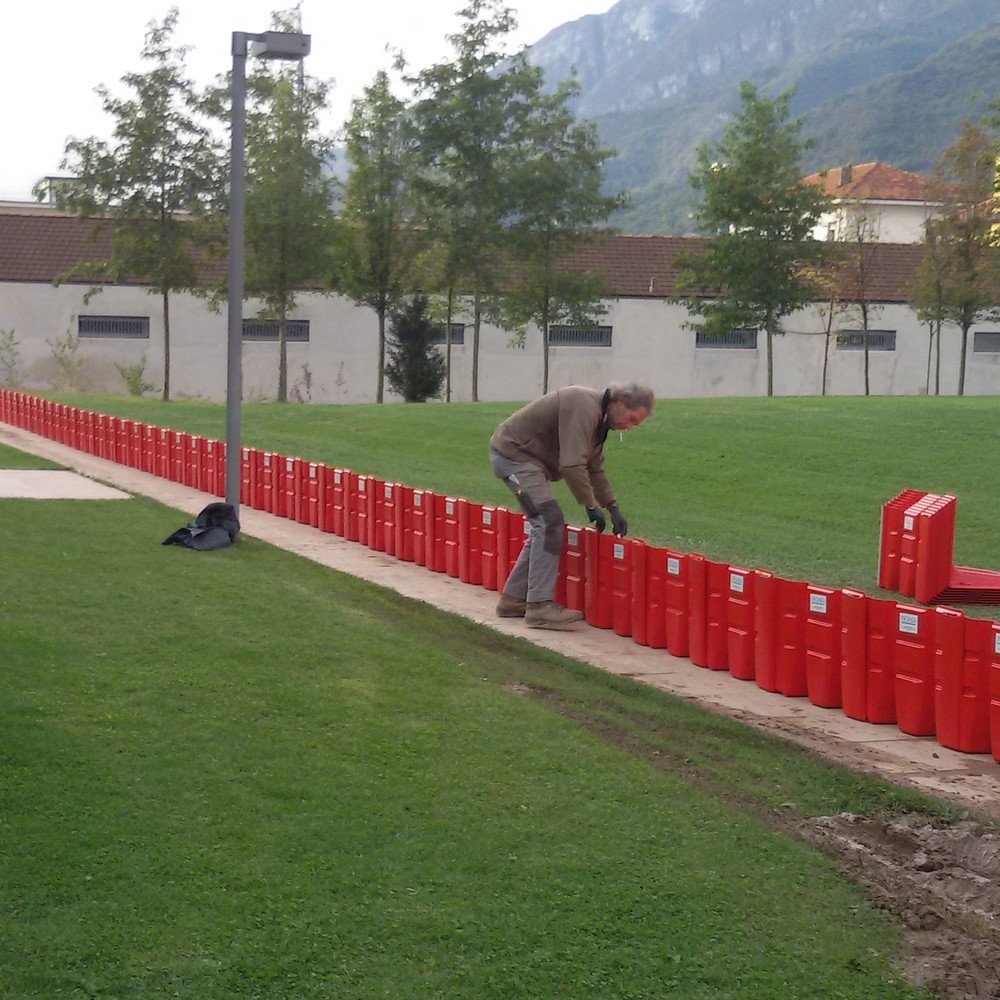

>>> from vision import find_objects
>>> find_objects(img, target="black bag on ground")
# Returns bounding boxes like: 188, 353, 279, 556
162, 502, 240, 551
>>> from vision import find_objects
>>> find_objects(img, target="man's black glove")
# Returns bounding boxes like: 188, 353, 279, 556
586, 507, 606, 532
608, 504, 628, 537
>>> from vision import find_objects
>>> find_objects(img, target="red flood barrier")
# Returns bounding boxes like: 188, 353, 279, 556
893, 603, 936, 737
630, 541, 668, 650
392, 485, 416, 562
320, 468, 350, 536
280, 456, 304, 521
304, 462, 323, 529
726, 566, 755, 680
584, 531, 614, 630
661, 550, 691, 657
843, 593, 898, 725
610, 538, 635, 638
804, 586, 842, 708
555, 525, 587, 613
687, 553, 708, 667
702, 559, 730, 671
458, 500, 483, 586
411, 489, 435, 568
240, 446, 258, 507
990, 623, 1000, 763
934, 609, 992, 754
755, 571, 810, 695
376, 480, 396, 555
432, 495, 461, 577
496, 508, 528, 594
479, 506, 500, 590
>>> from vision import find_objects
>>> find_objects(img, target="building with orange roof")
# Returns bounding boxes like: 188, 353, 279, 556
804, 162, 940, 244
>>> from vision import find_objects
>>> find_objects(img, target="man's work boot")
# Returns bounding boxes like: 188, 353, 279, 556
495, 593, 527, 618
524, 601, 584, 630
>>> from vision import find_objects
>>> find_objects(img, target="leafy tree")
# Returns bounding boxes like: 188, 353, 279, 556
501, 75, 626, 394
238, 9, 338, 403
677, 81, 830, 397
837, 207, 883, 396
42, 8, 224, 401
385, 296, 446, 402
337, 70, 427, 403
411, 0, 539, 402
916, 120, 1000, 395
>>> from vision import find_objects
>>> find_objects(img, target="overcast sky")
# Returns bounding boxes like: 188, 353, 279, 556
1, 0, 615, 201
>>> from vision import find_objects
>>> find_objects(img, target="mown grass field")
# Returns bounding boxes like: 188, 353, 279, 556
3, 393, 995, 998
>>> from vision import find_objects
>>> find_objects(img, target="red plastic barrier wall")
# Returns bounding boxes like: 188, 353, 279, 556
662, 550, 691, 657
897, 494, 936, 597
495, 508, 527, 594
893, 603, 936, 737
459, 500, 483, 586
584, 532, 614, 630
610, 538, 634, 638
479, 506, 500, 590
319, 468, 349, 536
804, 586, 842, 708
934, 609, 992, 754
408, 489, 433, 567
703, 559, 730, 672
630, 541, 667, 650
841, 590, 894, 725
726, 566, 755, 681
687, 554, 708, 667
555, 525, 587, 612
433, 495, 461, 577
990, 624, 1000, 763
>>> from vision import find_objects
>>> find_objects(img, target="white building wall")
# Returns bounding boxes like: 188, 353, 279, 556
2, 280, 998, 402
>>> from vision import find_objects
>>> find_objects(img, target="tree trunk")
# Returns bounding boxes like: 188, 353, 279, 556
958, 324, 969, 396
162, 289, 171, 402
278, 311, 288, 403
471, 289, 481, 403
445, 288, 453, 404
765, 324, 774, 397
935, 320, 941, 395
376, 304, 386, 403
541, 296, 551, 396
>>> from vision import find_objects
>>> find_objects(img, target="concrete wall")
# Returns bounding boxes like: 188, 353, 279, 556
2, 280, 998, 401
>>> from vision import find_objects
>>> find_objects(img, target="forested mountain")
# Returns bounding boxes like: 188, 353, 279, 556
524, 0, 1000, 233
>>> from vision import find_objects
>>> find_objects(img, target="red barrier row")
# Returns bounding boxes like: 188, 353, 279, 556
5, 388, 1000, 764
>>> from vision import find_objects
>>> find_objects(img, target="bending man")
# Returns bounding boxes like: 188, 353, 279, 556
489, 382, 654, 630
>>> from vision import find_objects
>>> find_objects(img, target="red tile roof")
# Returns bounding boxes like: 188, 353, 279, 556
803, 162, 931, 202
0, 206, 923, 304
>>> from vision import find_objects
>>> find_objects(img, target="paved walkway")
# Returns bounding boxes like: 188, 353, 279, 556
3, 422, 999, 819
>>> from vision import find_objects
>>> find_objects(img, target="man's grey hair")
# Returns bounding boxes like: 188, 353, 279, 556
609, 382, 655, 414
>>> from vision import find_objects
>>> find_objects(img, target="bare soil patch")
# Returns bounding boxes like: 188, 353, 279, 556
800, 813, 1000, 1000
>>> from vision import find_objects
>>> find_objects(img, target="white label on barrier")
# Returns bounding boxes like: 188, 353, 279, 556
614, 543, 625, 560
311, 466, 318, 480
903, 515, 914, 530
809, 593, 828, 615
385, 484, 392, 498
264, 455, 272, 468
730, 573, 745, 593
899, 612, 919, 635
446, 500, 455, 516
414, 492, 422, 507
334, 470, 342, 485
995, 632, 1000, 655
483, 510, 493, 526
667, 557, 681, 575
287, 459, 294, 471
568, 530, 579, 546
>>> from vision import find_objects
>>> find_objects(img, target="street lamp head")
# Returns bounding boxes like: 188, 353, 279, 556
250, 31, 311, 60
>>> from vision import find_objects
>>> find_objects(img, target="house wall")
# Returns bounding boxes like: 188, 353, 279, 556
2, 280, 998, 402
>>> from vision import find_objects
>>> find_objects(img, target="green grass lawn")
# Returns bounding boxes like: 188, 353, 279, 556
0, 443, 959, 999
37, 392, 1000, 613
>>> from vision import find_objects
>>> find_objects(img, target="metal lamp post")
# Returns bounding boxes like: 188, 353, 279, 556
226, 29, 311, 512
